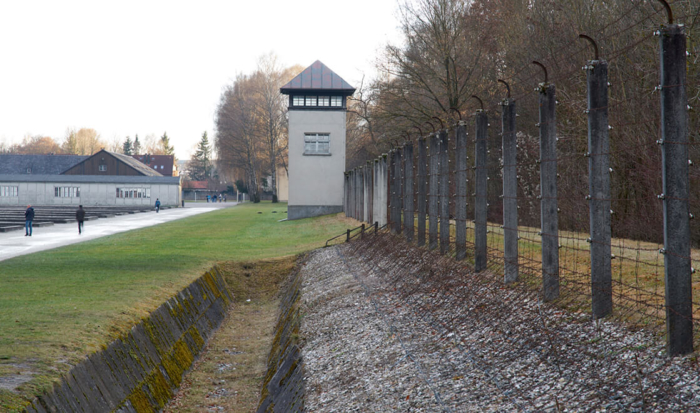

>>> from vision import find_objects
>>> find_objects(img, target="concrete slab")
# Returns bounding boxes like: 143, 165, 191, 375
0, 202, 237, 262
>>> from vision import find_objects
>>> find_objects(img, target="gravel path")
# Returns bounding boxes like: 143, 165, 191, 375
298, 236, 700, 412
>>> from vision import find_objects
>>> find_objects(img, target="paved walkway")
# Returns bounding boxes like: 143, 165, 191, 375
0, 202, 237, 262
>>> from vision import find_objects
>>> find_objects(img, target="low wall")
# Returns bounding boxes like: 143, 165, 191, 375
256, 262, 305, 413
24, 267, 232, 413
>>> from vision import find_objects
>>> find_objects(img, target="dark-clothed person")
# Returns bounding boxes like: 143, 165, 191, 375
76, 205, 85, 234
25, 205, 34, 236
155, 198, 161, 213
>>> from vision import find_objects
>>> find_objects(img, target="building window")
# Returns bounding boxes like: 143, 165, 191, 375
305, 96, 317, 106
54, 186, 80, 198
330, 96, 342, 107
318, 96, 329, 106
304, 133, 330, 155
99, 164, 107, 172
116, 187, 150, 198
293, 95, 304, 106
0, 186, 18, 197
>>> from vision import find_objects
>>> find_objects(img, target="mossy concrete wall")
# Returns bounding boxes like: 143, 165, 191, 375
256, 264, 304, 413
24, 267, 232, 413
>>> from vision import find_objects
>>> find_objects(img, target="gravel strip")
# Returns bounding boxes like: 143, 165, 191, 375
299, 235, 700, 412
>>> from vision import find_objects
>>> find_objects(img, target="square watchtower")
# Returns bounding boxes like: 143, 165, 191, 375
280, 60, 355, 220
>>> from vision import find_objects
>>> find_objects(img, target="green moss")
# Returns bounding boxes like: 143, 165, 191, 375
144, 369, 172, 409
128, 387, 154, 413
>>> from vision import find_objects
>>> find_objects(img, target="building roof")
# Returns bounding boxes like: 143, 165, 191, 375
107, 151, 164, 176
0, 154, 88, 175
182, 180, 208, 190
0, 174, 180, 184
280, 60, 355, 95
132, 154, 175, 176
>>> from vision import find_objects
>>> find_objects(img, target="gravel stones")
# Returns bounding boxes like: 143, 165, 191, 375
298, 235, 700, 412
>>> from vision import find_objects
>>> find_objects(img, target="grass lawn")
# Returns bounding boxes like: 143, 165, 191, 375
0, 202, 354, 410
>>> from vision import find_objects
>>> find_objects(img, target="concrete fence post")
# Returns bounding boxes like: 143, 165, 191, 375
417, 137, 428, 247
585, 58, 612, 319
429, 133, 440, 250
502, 98, 519, 283
380, 154, 388, 227
474, 111, 488, 271
349, 169, 355, 219
355, 168, 360, 220
659, 24, 692, 356
366, 160, 374, 224
396, 147, 403, 234
439, 130, 451, 254
358, 166, 365, 223
373, 159, 380, 226
404, 142, 415, 242
455, 122, 468, 260
389, 151, 397, 233
344, 172, 349, 217
539, 83, 560, 302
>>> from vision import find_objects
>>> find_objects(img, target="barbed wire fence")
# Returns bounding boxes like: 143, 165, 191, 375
342, 2, 700, 408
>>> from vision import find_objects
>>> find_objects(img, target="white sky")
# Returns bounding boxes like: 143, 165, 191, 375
0, 0, 402, 159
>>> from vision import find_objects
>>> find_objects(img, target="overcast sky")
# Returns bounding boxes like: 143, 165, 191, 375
0, 1, 402, 159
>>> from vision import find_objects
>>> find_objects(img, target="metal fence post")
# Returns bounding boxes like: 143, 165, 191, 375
429, 133, 440, 250
502, 98, 519, 283
659, 23, 692, 356
404, 142, 414, 242
455, 122, 468, 260
474, 111, 488, 271
417, 137, 428, 247
585, 58, 612, 319
439, 130, 450, 254
539, 83, 560, 302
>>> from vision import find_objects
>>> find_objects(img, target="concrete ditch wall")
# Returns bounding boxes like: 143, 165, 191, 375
24, 267, 232, 413
256, 263, 304, 413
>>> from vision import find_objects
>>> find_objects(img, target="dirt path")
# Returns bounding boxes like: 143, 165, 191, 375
163, 257, 295, 413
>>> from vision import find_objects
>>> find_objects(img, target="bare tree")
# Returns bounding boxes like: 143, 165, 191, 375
216, 74, 263, 203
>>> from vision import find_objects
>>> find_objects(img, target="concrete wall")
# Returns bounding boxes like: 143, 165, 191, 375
0, 180, 181, 207
25, 266, 232, 413
287, 110, 346, 219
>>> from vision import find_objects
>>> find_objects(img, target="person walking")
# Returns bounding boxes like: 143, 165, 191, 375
76, 205, 85, 234
155, 198, 161, 213
24, 205, 34, 236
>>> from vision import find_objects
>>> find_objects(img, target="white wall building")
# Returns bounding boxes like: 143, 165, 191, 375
280, 60, 355, 220
0, 152, 181, 206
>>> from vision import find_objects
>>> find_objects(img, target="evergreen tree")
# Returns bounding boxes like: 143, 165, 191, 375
133, 134, 141, 155
191, 131, 211, 180
160, 132, 174, 156
123, 136, 133, 155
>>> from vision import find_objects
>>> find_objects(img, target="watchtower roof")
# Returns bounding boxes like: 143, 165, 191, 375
280, 60, 355, 95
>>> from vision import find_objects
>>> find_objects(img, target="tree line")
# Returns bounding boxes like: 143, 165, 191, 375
214, 53, 302, 203
1, 128, 176, 158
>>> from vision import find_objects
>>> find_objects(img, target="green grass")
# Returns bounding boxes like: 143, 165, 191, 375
0, 202, 354, 408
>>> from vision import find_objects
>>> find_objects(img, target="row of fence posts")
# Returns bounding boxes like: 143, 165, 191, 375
344, 23, 691, 356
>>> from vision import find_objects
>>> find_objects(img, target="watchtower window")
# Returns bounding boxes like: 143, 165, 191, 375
293, 96, 304, 106
304, 133, 330, 155
305, 96, 317, 106
318, 96, 329, 106
330, 96, 342, 107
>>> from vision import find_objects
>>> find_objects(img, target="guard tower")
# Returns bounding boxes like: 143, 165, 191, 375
280, 60, 355, 220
